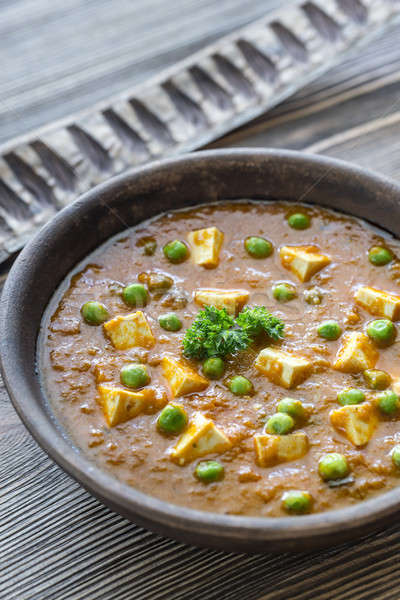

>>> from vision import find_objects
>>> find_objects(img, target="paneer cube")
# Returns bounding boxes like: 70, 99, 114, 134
98, 385, 160, 426
354, 286, 400, 320
254, 432, 309, 467
333, 332, 378, 373
279, 245, 331, 282
391, 377, 400, 396
254, 347, 312, 389
103, 311, 155, 350
194, 288, 249, 316
187, 226, 224, 268
162, 356, 208, 397
330, 402, 378, 447
171, 412, 232, 465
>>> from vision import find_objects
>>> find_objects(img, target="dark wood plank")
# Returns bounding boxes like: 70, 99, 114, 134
0, 0, 283, 145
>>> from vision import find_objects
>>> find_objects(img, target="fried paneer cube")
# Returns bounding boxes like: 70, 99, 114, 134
194, 288, 249, 315
354, 286, 400, 320
254, 432, 309, 467
187, 226, 224, 268
391, 377, 400, 395
254, 347, 312, 389
171, 412, 232, 465
103, 311, 155, 350
279, 245, 331, 282
333, 332, 378, 373
98, 385, 161, 426
330, 402, 378, 447
162, 356, 208, 397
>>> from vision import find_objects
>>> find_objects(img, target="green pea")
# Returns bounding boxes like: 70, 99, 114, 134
317, 320, 342, 341
120, 363, 150, 389
158, 312, 182, 332
277, 398, 306, 421
377, 391, 400, 415
228, 375, 253, 396
363, 369, 391, 390
157, 403, 188, 435
122, 283, 148, 307
203, 357, 225, 379
272, 282, 297, 302
163, 240, 189, 264
318, 453, 349, 481
337, 388, 365, 406
265, 412, 294, 435
195, 460, 224, 483
366, 319, 396, 347
81, 301, 109, 325
138, 271, 173, 292
391, 444, 400, 468
282, 490, 312, 514
368, 246, 393, 266
287, 213, 311, 230
143, 239, 157, 256
244, 236, 273, 258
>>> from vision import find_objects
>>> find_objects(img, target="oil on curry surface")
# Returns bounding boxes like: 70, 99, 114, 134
39, 202, 400, 517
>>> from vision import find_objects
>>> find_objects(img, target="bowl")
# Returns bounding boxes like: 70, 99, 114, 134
2, 148, 400, 553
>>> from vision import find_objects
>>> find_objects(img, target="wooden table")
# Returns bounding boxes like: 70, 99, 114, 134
2, 2, 400, 599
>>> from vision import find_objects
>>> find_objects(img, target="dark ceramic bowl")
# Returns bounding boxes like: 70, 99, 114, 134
2, 149, 400, 553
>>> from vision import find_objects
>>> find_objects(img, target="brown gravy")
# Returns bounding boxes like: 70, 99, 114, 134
39, 201, 400, 516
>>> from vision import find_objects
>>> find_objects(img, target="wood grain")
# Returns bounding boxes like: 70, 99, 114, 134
2, 2, 400, 600
0, 0, 284, 145
2, 0, 393, 265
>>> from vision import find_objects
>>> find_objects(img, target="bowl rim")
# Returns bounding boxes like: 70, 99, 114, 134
2, 147, 400, 548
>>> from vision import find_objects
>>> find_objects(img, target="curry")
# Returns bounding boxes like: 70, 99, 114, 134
39, 201, 400, 516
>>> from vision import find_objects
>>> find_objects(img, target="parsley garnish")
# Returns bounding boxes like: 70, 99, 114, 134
183, 305, 284, 360
236, 306, 285, 341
